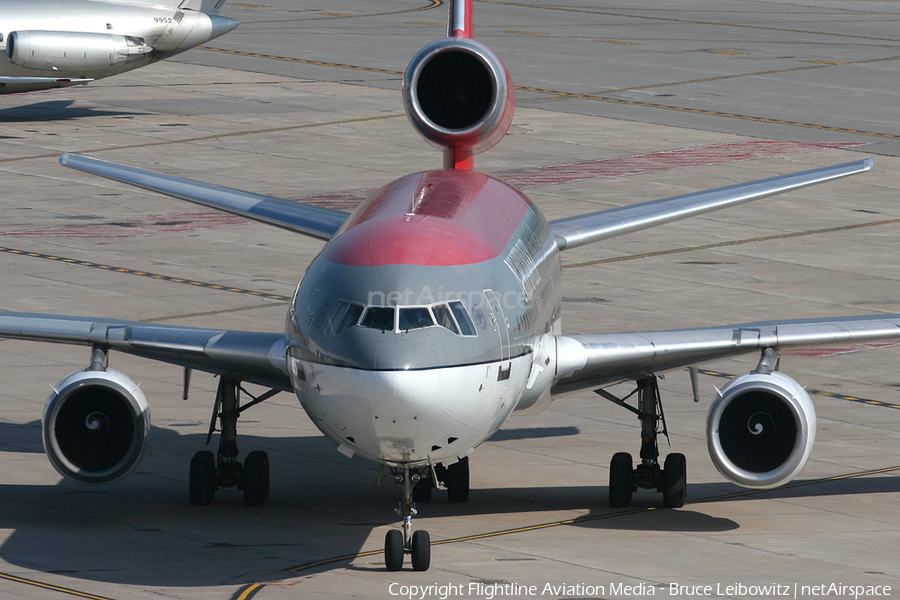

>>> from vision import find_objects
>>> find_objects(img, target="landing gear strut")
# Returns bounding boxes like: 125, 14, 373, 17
413, 456, 470, 503
385, 464, 431, 571
598, 376, 686, 508
189, 377, 278, 507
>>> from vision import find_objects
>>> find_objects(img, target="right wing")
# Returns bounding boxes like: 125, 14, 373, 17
0, 311, 291, 391
60, 153, 349, 242
548, 159, 873, 251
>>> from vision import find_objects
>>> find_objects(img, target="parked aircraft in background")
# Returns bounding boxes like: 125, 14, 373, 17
0, 0, 237, 94
0, 0, 897, 574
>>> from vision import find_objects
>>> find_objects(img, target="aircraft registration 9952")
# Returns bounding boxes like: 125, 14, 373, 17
0, 0, 896, 574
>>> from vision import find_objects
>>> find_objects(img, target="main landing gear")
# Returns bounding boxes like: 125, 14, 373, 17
189, 377, 280, 507
385, 464, 431, 572
598, 376, 686, 509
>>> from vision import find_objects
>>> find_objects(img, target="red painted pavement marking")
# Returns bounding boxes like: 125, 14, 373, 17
1, 195, 368, 239
291, 141, 866, 208
493, 141, 866, 189
2, 142, 864, 238
2, 211, 247, 239
783, 341, 900, 358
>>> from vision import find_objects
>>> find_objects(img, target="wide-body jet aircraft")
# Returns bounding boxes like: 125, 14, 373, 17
0, 0, 237, 94
1, 0, 898, 573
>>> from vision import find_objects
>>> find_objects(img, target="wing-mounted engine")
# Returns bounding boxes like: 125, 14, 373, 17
707, 370, 816, 489
7, 31, 153, 73
43, 368, 150, 484
402, 37, 515, 163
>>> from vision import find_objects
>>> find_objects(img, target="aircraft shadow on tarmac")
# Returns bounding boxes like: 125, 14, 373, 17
487, 426, 580, 441
0, 100, 141, 122
0, 421, 898, 587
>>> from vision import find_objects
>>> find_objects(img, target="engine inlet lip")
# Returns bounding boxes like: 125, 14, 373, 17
706, 372, 815, 489
6, 31, 19, 62
42, 369, 150, 485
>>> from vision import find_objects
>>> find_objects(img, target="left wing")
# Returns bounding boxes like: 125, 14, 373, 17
0, 311, 291, 391
60, 153, 349, 241
548, 159, 873, 251
553, 314, 900, 394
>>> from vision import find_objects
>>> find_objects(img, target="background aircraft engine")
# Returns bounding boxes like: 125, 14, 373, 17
7, 31, 153, 72
43, 369, 150, 485
402, 37, 514, 155
706, 370, 816, 489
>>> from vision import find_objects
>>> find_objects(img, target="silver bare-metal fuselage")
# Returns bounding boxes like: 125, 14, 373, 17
285, 169, 562, 466
0, 0, 237, 94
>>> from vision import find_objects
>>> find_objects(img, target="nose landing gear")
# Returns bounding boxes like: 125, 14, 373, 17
385, 464, 431, 571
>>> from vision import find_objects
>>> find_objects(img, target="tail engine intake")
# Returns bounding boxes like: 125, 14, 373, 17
43, 369, 150, 484
403, 37, 514, 156
706, 371, 816, 489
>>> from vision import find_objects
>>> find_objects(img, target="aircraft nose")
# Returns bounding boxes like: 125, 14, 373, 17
175, 13, 239, 52
208, 14, 240, 40
298, 360, 516, 465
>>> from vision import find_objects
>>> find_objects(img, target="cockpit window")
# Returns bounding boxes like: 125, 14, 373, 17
399, 307, 434, 331
344, 301, 478, 336
360, 306, 395, 331
324, 300, 364, 336
449, 300, 477, 336
431, 303, 459, 334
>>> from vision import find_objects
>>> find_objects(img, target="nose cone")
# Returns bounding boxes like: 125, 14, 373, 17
175, 13, 239, 53
208, 14, 240, 40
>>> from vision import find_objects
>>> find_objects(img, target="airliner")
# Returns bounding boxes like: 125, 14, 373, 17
1, 0, 898, 573
0, 0, 237, 94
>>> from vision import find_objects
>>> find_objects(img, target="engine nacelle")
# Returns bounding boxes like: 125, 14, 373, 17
7, 31, 153, 72
43, 369, 150, 484
707, 371, 816, 489
402, 37, 515, 156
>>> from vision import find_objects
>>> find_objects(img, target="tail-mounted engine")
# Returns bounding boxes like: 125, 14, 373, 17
7, 31, 153, 73
707, 370, 816, 489
43, 368, 150, 484
402, 37, 515, 159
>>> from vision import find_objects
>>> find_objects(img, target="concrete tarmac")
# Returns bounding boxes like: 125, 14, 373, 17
1, 0, 900, 598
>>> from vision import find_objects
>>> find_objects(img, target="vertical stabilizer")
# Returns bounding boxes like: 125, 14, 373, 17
449, 0, 473, 38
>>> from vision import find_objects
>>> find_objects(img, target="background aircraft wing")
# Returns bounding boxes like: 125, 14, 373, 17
0, 77, 92, 93
548, 159, 873, 251
60, 153, 349, 241
552, 314, 900, 394
0, 311, 291, 391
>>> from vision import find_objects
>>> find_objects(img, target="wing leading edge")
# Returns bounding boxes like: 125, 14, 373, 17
553, 314, 900, 394
0, 311, 291, 391
59, 153, 349, 241
549, 159, 873, 251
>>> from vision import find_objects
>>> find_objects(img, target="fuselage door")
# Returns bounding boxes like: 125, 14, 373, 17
483, 288, 511, 376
